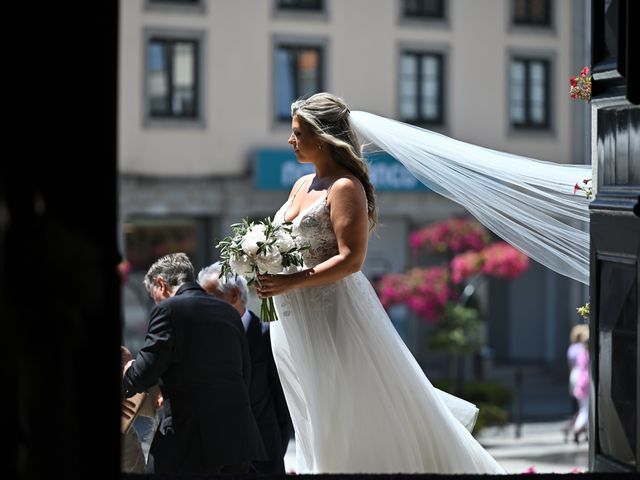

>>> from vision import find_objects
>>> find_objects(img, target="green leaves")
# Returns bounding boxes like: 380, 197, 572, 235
427, 304, 482, 354
576, 302, 590, 321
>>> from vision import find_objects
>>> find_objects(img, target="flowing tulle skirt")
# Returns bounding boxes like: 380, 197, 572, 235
270, 271, 505, 474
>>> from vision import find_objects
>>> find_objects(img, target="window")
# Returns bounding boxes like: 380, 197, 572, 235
277, 0, 323, 11
275, 45, 324, 121
403, 0, 445, 19
147, 37, 199, 119
512, 0, 551, 26
509, 58, 550, 129
400, 52, 444, 125
145, 0, 205, 13
149, 0, 200, 3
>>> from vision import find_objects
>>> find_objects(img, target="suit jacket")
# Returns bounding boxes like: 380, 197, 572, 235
123, 282, 266, 474
245, 311, 293, 474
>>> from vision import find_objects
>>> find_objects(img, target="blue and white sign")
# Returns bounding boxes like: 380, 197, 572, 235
254, 149, 430, 191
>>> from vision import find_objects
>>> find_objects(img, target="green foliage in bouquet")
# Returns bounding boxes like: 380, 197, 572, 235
216, 217, 308, 322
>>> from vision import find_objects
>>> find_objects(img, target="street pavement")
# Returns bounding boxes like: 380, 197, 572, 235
283, 420, 589, 474
476, 421, 588, 474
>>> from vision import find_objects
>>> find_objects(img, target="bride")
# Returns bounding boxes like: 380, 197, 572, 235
255, 92, 506, 474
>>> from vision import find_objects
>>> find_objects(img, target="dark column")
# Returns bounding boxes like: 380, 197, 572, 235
5, 1, 121, 477
589, 0, 640, 473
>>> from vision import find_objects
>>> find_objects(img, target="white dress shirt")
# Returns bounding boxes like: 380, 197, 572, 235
240, 308, 251, 333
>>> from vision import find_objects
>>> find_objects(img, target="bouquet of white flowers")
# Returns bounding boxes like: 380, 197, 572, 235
216, 217, 308, 322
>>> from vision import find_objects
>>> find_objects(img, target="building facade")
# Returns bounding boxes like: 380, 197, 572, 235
119, 0, 590, 376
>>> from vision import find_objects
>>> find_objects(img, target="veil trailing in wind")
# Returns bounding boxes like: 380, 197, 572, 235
350, 111, 591, 285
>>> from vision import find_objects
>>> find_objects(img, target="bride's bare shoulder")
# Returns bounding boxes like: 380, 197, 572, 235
327, 175, 366, 203
330, 175, 364, 194
288, 174, 314, 199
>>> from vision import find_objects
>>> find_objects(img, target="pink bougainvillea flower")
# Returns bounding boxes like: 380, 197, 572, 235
376, 218, 530, 327
409, 217, 490, 255
377, 266, 452, 324
450, 251, 484, 284
481, 242, 530, 279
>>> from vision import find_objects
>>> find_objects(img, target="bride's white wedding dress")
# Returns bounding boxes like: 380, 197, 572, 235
269, 189, 506, 474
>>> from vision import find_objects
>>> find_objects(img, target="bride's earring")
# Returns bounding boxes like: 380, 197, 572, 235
317, 144, 323, 150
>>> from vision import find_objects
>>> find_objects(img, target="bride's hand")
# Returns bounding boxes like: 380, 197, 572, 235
256, 273, 298, 298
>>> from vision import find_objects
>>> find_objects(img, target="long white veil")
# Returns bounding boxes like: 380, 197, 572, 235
350, 111, 591, 285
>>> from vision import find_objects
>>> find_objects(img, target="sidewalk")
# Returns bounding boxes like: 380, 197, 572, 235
283, 420, 589, 474
477, 421, 588, 473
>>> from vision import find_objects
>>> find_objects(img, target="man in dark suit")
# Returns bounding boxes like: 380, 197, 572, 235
122, 253, 266, 474
199, 262, 293, 475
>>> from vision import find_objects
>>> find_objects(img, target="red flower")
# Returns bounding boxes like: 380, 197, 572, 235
117, 259, 132, 285
569, 66, 592, 102
573, 178, 593, 199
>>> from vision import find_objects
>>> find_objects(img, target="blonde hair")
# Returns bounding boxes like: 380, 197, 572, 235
570, 324, 589, 343
291, 92, 377, 230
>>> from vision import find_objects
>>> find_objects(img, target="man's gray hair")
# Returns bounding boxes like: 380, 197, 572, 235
143, 252, 195, 293
198, 261, 249, 307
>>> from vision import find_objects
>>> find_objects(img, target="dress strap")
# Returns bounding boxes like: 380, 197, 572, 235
290, 176, 311, 202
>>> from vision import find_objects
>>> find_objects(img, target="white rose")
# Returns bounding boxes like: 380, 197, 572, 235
241, 225, 267, 256
229, 253, 254, 277
273, 229, 296, 253
255, 245, 284, 275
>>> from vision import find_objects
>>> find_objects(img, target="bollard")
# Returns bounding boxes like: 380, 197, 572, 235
515, 366, 523, 439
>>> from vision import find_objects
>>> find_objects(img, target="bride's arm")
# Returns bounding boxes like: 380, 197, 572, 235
257, 177, 368, 297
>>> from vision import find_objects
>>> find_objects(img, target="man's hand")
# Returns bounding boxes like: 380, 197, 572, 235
121, 399, 137, 420
121, 345, 133, 364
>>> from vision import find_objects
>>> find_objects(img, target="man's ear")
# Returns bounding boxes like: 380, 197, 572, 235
228, 287, 240, 304
157, 276, 169, 295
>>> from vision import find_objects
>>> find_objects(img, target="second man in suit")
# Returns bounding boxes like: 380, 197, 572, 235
199, 262, 293, 475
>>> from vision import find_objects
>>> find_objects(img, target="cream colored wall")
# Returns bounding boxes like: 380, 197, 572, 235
119, 0, 575, 177
120, 0, 277, 177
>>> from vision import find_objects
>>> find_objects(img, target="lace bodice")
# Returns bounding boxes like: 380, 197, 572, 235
275, 192, 339, 268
